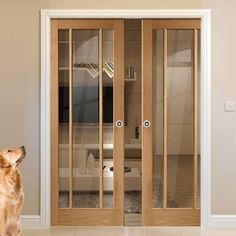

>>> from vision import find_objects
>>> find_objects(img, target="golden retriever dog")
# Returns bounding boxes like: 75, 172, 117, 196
0, 146, 26, 236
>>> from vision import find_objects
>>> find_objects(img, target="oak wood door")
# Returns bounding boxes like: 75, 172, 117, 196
51, 19, 124, 226
142, 19, 201, 226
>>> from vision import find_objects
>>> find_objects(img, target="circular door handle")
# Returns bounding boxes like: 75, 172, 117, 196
143, 120, 151, 128
116, 120, 123, 128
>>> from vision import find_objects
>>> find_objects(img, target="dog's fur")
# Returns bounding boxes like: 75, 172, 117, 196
0, 146, 26, 236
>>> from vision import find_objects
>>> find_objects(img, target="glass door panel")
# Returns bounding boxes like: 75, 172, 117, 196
72, 29, 100, 208
152, 29, 164, 208
167, 30, 194, 208
58, 29, 70, 208
102, 30, 114, 208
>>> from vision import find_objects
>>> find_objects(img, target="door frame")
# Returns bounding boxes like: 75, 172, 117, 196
41, 9, 211, 228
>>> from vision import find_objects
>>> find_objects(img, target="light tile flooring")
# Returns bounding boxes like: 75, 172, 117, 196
22, 227, 236, 236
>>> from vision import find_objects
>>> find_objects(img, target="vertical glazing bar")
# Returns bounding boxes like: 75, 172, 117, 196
163, 29, 168, 209
142, 20, 153, 225
193, 29, 198, 209
113, 20, 124, 225
99, 29, 104, 208
69, 29, 73, 209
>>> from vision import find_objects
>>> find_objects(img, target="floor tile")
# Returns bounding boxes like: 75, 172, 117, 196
130, 227, 182, 236
180, 227, 236, 236
24, 226, 236, 236
34, 227, 75, 236
74, 226, 129, 236
22, 230, 37, 236
180, 227, 203, 236
203, 229, 236, 236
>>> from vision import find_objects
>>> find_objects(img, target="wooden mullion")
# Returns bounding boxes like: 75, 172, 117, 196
141, 19, 153, 225
193, 29, 198, 209
163, 29, 168, 210
113, 20, 124, 225
69, 29, 73, 209
99, 29, 104, 208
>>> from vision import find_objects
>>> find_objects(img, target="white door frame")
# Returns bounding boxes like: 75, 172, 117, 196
40, 9, 211, 228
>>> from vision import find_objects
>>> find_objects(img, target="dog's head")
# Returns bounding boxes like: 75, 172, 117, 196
0, 146, 26, 169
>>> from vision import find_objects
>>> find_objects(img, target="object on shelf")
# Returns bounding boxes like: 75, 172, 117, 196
74, 62, 99, 78
73, 61, 114, 79
129, 138, 140, 144
135, 126, 139, 139
87, 153, 95, 174
78, 149, 88, 174
109, 166, 131, 173
103, 61, 114, 78
125, 65, 135, 79
138, 125, 142, 142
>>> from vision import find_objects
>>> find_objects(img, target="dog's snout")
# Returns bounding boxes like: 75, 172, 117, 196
20, 146, 26, 155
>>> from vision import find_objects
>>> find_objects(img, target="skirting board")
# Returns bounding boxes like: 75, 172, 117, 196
20, 214, 236, 229
20, 215, 41, 229
208, 215, 236, 228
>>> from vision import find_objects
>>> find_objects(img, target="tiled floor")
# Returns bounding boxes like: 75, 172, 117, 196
22, 227, 236, 236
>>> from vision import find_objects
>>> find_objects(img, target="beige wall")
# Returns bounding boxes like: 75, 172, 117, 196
0, 0, 236, 216
202, 0, 236, 214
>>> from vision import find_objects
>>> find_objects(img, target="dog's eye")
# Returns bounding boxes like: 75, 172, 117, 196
7, 150, 12, 153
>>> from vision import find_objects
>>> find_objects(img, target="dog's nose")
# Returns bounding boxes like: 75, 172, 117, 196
20, 146, 26, 155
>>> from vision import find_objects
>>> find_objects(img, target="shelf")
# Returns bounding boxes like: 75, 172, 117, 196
59, 61, 114, 79
125, 78, 136, 82
59, 143, 141, 150
59, 167, 141, 191
59, 62, 137, 83
168, 62, 192, 67
59, 69, 136, 84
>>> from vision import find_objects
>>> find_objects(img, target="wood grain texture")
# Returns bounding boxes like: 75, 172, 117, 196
152, 19, 201, 29
51, 19, 124, 226
50, 19, 59, 225
143, 20, 201, 226
68, 29, 73, 209
163, 28, 168, 210
57, 209, 116, 226
57, 20, 114, 29
151, 208, 200, 226
113, 20, 124, 225
141, 19, 153, 226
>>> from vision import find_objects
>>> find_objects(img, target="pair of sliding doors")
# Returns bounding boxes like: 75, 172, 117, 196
51, 19, 201, 226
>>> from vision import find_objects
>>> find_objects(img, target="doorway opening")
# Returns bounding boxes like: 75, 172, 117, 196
47, 15, 206, 227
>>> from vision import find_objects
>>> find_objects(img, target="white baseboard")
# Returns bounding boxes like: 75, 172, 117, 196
20, 215, 41, 229
208, 215, 236, 228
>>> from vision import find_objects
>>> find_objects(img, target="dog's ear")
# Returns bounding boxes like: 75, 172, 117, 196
0, 154, 10, 168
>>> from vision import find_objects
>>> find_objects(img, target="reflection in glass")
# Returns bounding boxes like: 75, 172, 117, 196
152, 30, 164, 208
72, 30, 100, 208
102, 30, 114, 208
167, 30, 194, 208
58, 30, 69, 208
